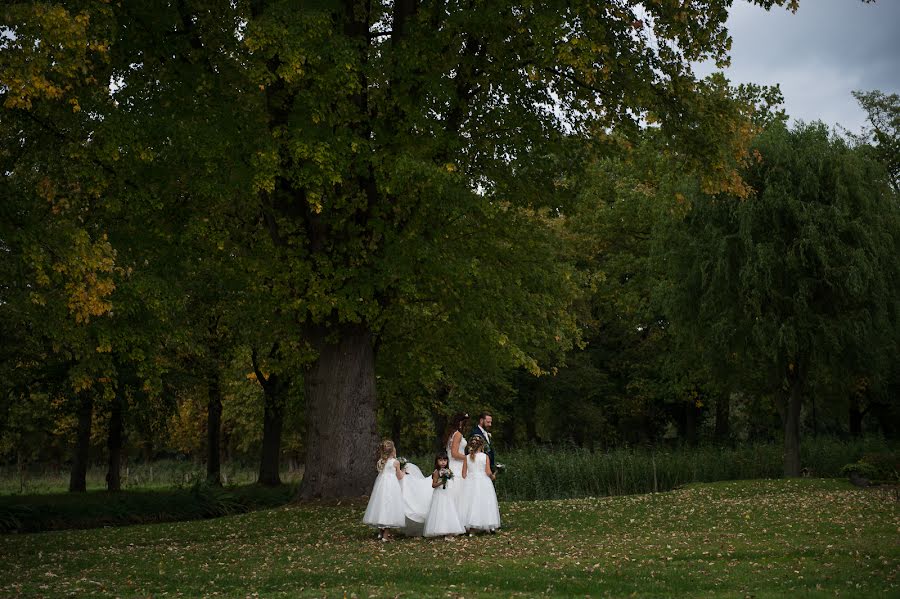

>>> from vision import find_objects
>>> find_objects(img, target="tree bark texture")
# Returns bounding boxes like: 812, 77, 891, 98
782, 378, 803, 477
296, 325, 379, 499
207, 369, 223, 485
849, 394, 864, 437
106, 390, 124, 492
714, 393, 730, 442
69, 393, 93, 493
258, 376, 286, 486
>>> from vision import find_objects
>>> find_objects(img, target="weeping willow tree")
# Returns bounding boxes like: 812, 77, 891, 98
663, 121, 900, 475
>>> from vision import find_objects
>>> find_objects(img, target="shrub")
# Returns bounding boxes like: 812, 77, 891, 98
0, 484, 296, 534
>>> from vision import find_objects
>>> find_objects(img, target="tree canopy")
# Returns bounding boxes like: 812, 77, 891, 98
4, 1, 895, 496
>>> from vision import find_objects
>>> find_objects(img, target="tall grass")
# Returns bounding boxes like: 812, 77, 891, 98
489, 436, 896, 501
4, 437, 894, 502
0, 460, 303, 495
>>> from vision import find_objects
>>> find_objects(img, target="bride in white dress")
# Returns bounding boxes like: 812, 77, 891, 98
445, 413, 470, 514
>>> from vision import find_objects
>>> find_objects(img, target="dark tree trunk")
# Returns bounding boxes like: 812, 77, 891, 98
810, 394, 818, 437
207, 369, 223, 485
684, 402, 698, 447
870, 400, 897, 439
296, 325, 378, 500
106, 389, 124, 492
142, 440, 153, 464
431, 409, 448, 454
714, 394, 730, 442
526, 417, 539, 444
504, 409, 518, 448
258, 376, 285, 486
69, 393, 93, 493
850, 400, 863, 437
849, 399, 864, 437
391, 411, 402, 452
252, 346, 289, 487
782, 378, 803, 477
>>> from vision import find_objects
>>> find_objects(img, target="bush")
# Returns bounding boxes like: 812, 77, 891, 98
840, 461, 879, 480
0, 483, 296, 534
841, 451, 899, 483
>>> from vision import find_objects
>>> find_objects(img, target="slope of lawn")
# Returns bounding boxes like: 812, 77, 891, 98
1, 478, 896, 598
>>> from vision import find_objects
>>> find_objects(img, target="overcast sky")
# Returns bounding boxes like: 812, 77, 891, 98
696, 0, 900, 134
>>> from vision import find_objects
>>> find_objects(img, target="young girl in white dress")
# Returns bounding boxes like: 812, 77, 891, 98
423, 451, 466, 538
460, 435, 501, 533
362, 439, 406, 541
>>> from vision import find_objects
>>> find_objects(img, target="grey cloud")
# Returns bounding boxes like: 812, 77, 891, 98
698, 0, 900, 133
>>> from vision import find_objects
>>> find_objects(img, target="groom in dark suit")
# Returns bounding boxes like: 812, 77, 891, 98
470, 411, 496, 474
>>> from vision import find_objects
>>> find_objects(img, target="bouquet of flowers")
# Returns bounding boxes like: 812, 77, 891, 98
438, 467, 454, 489
397, 457, 409, 472
494, 463, 506, 474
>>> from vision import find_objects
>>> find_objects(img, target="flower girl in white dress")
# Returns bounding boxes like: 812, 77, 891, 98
362, 440, 406, 541
460, 435, 501, 533
423, 451, 466, 538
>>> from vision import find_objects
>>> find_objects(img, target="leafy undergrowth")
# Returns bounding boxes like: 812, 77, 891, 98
0, 484, 296, 533
0, 479, 896, 598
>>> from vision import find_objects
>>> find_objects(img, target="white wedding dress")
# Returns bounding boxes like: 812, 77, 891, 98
362, 457, 406, 529
459, 452, 501, 531
446, 432, 468, 513
423, 471, 466, 537
399, 463, 434, 536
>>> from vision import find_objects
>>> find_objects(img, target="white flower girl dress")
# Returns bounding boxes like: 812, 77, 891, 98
423, 469, 466, 537
362, 457, 406, 529
460, 452, 501, 531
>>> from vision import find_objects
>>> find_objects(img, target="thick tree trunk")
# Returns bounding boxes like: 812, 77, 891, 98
207, 370, 223, 485
714, 393, 730, 442
258, 377, 285, 486
782, 379, 803, 477
296, 325, 378, 500
106, 390, 124, 492
849, 395, 864, 436
69, 394, 93, 493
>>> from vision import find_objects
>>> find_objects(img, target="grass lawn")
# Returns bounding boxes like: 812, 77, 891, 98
1, 479, 896, 598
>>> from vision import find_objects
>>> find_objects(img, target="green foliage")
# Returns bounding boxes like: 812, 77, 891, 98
0, 483, 295, 534
839, 460, 879, 480
484, 436, 893, 501
0, 460, 302, 495
3, 0, 893, 497
658, 121, 900, 454
852, 89, 900, 193
841, 451, 899, 482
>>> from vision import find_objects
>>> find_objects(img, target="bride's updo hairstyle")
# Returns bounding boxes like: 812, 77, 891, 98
376, 439, 396, 472
467, 435, 485, 461
443, 412, 469, 447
